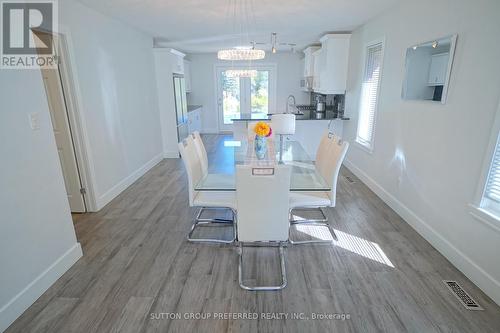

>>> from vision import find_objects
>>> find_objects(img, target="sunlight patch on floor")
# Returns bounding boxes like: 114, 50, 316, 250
295, 225, 395, 267
295, 224, 335, 241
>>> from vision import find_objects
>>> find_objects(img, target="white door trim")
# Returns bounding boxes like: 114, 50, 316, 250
45, 26, 98, 211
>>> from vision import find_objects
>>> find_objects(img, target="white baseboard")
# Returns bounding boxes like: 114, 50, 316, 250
0, 243, 83, 332
96, 153, 163, 210
164, 151, 179, 159
344, 159, 500, 306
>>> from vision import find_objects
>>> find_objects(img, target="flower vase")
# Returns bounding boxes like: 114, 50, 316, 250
254, 135, 267, 160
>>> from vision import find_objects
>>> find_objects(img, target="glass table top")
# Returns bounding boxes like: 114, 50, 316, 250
195, 139, 330, 191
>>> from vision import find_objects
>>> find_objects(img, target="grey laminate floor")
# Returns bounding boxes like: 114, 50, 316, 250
7, 135, 500, 333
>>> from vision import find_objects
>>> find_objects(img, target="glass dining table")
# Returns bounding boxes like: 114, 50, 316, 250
195, 138, 330, 192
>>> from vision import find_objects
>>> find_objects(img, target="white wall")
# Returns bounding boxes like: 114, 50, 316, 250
0, 0, 165, 329
60, 0, 163, 209
343, 0, 500, 305
0, 70, 82, 331
186, 52, 310, 133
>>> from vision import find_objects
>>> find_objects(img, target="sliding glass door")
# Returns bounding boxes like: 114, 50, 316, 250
216, 66, 275, 132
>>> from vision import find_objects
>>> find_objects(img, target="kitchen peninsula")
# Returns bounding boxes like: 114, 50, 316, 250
232, 112, 347, 157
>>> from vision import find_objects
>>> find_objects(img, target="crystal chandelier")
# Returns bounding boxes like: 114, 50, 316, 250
225, 69, 257, 78
217, 0, 265, 61
217, 48, 265, 61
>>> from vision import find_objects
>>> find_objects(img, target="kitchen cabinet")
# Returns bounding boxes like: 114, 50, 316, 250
313, 34, 351, 95
187, 107, 202, 133
312, 49, 323, 91
184, 59, 192, 92
428, 53, 449, 86
170, 49, 185, 74
303, 46, 320, 77
301, 46, 320, 91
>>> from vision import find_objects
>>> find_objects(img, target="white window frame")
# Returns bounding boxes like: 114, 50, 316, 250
355, 38, 385, 153
470, 99, 500, 232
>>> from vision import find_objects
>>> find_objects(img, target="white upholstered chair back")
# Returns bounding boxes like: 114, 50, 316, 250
192, 131, 208, 176
236, 165, 291, 242
315, 134, 349, 207
178, 136, 203, 207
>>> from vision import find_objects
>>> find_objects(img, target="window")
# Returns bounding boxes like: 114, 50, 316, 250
216, 65, 276, 132
356, 40, 384, 151
480, 132, 500, 216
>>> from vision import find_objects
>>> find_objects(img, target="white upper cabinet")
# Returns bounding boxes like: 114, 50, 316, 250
428, 53, 449, 86
184, 59, 192, 92
303, 46, 320, 77
313, 34, 351, 95
312, 49, 323, 91
170, 49, 185, 74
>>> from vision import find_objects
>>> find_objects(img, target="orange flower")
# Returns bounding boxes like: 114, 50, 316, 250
254, 121, 271, 137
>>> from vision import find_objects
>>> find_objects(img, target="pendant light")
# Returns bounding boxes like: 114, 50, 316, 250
217, 0, 265, 62
226, 69, 258, 78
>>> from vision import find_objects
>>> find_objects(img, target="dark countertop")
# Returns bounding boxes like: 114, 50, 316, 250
187, 105, 202, 112
231, 111, 349, 121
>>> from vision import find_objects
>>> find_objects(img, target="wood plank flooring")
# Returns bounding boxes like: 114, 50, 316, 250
6, 134, 500, 333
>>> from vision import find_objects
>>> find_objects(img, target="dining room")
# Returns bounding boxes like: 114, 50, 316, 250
2, 0, 500, 332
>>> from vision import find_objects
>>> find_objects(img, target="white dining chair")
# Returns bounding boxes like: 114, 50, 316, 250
236, 165, 291, 290
190, 131, 233, 225
191, 131, 208, 176
289, 133, 349, 244
178, 136, 236, 243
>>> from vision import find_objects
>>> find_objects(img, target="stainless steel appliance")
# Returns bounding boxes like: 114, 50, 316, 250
316, 102, 325, 112
315, 111, 325, 119
315, 95, 326, 119
173, 74, 189, 144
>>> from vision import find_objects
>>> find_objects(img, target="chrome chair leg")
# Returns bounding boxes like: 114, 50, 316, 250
238, 242, 287, 291
187, 208, 236, 244
290, 207, 327, 224
289, 207, 337, 245
196, 207, 234, 223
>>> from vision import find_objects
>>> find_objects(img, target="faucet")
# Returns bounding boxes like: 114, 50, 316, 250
286, 94, 296, 113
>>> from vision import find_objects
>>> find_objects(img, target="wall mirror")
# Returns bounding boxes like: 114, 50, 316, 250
402, 34, 457, 103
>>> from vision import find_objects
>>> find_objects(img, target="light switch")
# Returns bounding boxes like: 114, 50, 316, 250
29, 112, 41, 130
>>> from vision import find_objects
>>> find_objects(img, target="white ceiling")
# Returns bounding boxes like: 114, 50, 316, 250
77, 0, 401, 53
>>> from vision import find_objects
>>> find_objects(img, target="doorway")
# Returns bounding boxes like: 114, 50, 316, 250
215, 65, 276, 132
36, 31, 88, 212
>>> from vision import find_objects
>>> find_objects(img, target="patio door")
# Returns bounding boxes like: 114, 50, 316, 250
216, 65, 275, 132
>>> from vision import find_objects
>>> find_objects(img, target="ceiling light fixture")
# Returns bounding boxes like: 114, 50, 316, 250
432, 41, 438, 48
218, 48, 265, 61
217, 0, 265, 61
253, 32, 296, 53
226, 69, 257, 78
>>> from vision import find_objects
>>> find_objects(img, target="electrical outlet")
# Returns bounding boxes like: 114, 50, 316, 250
29, 112, 41, 130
